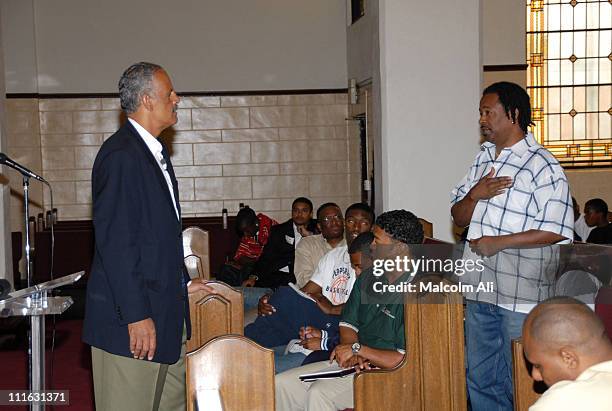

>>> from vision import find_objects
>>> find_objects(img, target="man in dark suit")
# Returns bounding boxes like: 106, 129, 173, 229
82, 62, 211, 411
249, 197, 315, 289
584, 198, 612, 245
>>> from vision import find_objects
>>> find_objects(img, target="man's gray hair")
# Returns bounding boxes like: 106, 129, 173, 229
118, 62, 163, 114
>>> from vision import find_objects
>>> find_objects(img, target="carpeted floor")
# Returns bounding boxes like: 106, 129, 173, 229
0, 319, 94, 411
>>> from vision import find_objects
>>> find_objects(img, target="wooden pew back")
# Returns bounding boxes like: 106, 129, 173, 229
186, 335, 274, 411
418, 218, 433, 238
182, 226, 211, 279
187, 281, 244, 353
354, 276, 466, 411
512, 338, 542, 411
184, 254, 206, 280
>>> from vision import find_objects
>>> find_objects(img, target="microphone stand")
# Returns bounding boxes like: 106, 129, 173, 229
22, 175, 43, 410
1, 156, 54, 410
24, 176, 33, 288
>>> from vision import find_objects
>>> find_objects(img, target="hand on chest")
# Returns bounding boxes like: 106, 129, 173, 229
476, 164, 537, 218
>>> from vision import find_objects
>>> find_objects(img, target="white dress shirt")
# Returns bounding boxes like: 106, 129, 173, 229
293, 223, 303, 247
128, 118, 179, 219
574, 214, 594, 242
280, 223, 304, 273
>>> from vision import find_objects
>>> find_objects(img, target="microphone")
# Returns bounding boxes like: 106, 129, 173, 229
0, 153, 47, 183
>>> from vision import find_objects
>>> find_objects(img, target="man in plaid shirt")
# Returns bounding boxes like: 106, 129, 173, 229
451, 82, 574, 411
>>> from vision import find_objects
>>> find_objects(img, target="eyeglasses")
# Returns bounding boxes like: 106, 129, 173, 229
320, 215, 343, 224
346, 218, 370, 227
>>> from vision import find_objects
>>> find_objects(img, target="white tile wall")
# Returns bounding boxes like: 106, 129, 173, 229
6, 93, 360, 224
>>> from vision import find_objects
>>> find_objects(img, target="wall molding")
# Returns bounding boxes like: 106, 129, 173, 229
6, 88, 349, 99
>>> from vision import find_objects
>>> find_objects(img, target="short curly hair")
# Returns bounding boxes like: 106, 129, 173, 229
348, 231, 374, 254
316, 202, 340, 220
345, 202, 375, 223
375, 210, 423, 245
118, 62, 163, 114
585, 198, 608, 216
235, 206, 257, 235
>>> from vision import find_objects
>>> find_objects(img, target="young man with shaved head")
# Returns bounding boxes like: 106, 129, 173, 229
522, 297, 612, 410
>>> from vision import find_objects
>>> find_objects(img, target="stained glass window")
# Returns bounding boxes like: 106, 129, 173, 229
527, 0, 611, 167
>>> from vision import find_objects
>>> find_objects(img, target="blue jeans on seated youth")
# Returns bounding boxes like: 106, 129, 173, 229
465, 301, 527, 411
239, 286, 272, 311
244, 286, 339, 348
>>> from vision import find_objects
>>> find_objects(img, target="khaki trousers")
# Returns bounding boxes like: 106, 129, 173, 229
91, 327, 187, 411
275, 360, 354, 411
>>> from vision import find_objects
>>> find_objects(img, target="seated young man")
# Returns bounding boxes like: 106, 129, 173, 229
244, 203, 374, 350
217, 206, 277, 286
275, 210, 424, 411
245, 197, 317, 289
238, 198, 316, 311
584, 198, 612, 245
572, 197, 593, 242
297, 231, 375, 365
522, 296, 612, 411
242, 202, 346, 314
268, 231, 375, 374
243, 201, 344, 313
287, 202, 347, 289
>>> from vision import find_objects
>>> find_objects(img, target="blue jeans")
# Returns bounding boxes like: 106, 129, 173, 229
239, 286, 272, 311
272, 346, 308, 374
465, 301, 527, 411
244, 286, 339, 348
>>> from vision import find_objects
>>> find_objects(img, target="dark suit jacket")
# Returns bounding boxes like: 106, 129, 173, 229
83, 121, 190, 364
254, 219, 316, 288
256, 220, 295, 274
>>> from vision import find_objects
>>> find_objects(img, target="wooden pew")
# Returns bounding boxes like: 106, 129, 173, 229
184, 254, 206, 280
187, 281, 244, 353
512, 338, 543, 411
353, 276, 467, 411
186, 335, 274, 411
418, 218, 433, 238
183, 226, 211, 280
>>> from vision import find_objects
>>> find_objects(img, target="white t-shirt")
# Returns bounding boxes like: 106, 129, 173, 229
574, 214, 594, 242
309, 245, 355, 305
529, 360, 612, 411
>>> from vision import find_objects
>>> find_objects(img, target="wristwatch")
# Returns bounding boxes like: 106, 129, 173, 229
351, 342, 361, 354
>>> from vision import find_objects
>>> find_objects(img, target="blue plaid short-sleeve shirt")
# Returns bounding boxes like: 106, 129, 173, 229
452, 133, 574, 241
452, 133, 574, 312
